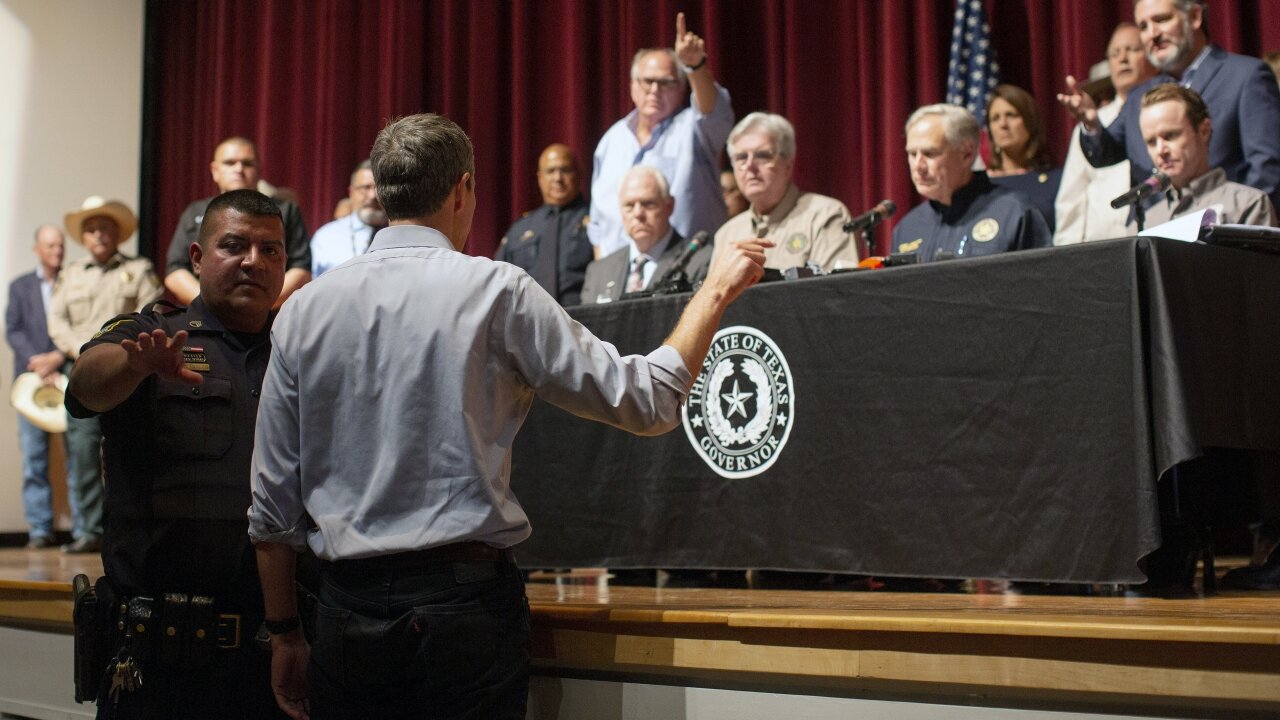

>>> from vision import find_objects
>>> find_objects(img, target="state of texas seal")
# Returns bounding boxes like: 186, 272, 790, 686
682, 325, 795, 478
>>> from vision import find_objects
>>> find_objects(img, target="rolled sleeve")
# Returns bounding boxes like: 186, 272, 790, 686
503, 273, 693, 436
248, 317, 310, 549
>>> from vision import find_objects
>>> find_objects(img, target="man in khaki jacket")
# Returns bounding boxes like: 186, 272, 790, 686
49, 196, 161, 553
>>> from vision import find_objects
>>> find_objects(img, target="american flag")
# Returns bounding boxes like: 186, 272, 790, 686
946, 0, 1000, 125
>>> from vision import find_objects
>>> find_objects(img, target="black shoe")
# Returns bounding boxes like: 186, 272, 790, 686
61, 537, 102, 554
1222, 548, 1280, 591
25, 535, 56, 550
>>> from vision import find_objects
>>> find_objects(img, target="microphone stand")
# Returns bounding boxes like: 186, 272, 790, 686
1134, 201, 1147, 233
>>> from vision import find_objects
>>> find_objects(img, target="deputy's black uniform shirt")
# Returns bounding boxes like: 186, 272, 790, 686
495, 195, 593, 306
166, 197, 311, 277
67, 298, 273, 611
892, 172, 1052, 263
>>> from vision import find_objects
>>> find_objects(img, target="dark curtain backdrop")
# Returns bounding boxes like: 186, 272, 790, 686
142, 0, 1280, 261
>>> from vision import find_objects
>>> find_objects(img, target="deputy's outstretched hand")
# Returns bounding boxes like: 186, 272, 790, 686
120, 329, 204, 385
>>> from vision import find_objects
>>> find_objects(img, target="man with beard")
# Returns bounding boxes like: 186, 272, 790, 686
310, 160, 388, 277
166, 137, 311, 305
1057, 0, 1280, 210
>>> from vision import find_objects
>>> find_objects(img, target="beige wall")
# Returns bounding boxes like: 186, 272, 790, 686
0, 0, 145, 533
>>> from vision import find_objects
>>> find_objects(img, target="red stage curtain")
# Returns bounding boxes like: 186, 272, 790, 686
143, 0, 1280, 260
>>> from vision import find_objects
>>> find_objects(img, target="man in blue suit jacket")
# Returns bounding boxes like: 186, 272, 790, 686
1058, 0, 1280, 211
4, 225, 66, 548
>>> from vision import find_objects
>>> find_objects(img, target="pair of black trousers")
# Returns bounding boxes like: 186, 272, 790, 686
309, 552, 531, 720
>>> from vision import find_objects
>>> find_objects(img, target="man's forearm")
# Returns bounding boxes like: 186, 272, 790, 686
663, 284, 729, 377
255, 540, 299, 622
688, 66, 718, 115
67, 344, 151, 413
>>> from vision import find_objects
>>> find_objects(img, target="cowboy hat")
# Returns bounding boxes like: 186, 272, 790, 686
10, 372, 68, 433
65, 196, 137, 243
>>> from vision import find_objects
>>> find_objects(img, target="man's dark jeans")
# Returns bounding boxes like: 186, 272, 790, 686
310, 553, 531, 720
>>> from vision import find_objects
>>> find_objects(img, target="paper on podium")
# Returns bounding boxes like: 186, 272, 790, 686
1139, 205, 1221, 242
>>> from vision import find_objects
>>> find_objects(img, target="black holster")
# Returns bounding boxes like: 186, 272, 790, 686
72, 574, 111, 703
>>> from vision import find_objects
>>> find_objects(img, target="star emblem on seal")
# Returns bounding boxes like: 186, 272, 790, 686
682, 325, 795, 479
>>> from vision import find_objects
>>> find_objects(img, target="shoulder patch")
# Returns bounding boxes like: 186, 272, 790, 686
92, 318, 135, 339
971, 218, 1000, 242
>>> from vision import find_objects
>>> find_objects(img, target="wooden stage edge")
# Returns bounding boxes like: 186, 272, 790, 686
3, 550, 1279, 718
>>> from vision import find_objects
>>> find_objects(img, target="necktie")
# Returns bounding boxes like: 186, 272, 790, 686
626, 255, 649, 293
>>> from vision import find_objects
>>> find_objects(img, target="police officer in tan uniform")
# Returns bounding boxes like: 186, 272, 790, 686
49, 196, 161, 553
714, 112, 857, 272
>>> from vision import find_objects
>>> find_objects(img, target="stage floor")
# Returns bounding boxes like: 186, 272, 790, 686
3, 549, 1279, 718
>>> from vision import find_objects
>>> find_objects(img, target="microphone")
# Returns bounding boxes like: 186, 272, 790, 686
843, 200, 897, 233
652, 231, 711, 294
1110, 170, 1172, 209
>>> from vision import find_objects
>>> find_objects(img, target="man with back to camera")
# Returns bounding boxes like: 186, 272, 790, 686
309, 160, 387, 277
1054, 22, 1158, 244
494, 143, 594, 305
165, 136, 311, 305
248, 112, 770, 720
589, 12, 734, 257
66, 190, 288, 718
1057, 0, 1280, 211
892, 104, 1051, 262
581, 165, 713, 304
713, 112, 858, 272
1135, 84, 1277, 229
5, 224, 66, 549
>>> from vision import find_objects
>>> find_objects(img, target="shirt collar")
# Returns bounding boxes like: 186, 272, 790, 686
1179, 45, 1213, 85
929, 171, 994, 221
368, 224, 454, 253
1167, 166, 1227, 206
751, 183, 802, 231
186, 295, 277, 341
628, 228, 674, 263
80, 252, 126, 271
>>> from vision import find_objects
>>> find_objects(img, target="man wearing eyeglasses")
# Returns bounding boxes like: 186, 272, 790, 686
713, 112, 858, 272
588, 12, 734, 259
581, 166, 712, 304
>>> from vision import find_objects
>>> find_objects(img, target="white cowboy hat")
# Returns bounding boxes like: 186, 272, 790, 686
10, 372, 68, 433
65, 196, 137, 243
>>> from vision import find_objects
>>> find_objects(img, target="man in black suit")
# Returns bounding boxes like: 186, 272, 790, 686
4, 225, 66, 548
1058, 0, 1280, 209
581, 166, 712, 304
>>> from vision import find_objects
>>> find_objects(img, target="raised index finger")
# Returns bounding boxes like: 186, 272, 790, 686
676, 11, 686, 39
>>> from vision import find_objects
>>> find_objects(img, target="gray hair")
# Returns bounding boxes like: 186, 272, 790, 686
904, 104, 980, 151
727, 112, 797, 160
618, 165, 671, 201
371, 114, 475, 220
630, 48, 689, 89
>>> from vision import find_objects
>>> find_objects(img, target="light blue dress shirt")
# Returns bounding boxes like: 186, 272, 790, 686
588, 85, 734, 256
309, 213, 377, 277
249, 224, 693, 560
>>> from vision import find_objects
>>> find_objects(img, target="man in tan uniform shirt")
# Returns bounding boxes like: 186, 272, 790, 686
714, 112, 857, 272
48, 196, 161, 552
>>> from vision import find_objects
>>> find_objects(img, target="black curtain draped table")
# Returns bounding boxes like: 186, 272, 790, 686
510, 238, 1280, 583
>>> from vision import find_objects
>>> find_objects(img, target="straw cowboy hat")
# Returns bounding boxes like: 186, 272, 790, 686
64, 196, 137, 243
10, 372, 68, 433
